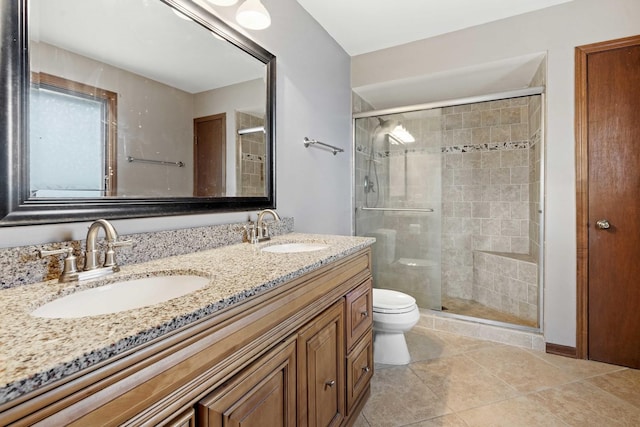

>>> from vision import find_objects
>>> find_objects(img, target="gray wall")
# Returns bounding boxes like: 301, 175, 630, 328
0, 0, 352, 245
352, 0, 640, 347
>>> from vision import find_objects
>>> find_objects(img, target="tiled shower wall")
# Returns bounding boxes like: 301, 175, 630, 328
441, 97, 536, 299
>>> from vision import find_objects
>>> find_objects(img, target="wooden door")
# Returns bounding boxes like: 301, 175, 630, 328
194, 113, 226, 197
576, 35, 640, 368
297, 301, 345, 427
196, 338, 297, 427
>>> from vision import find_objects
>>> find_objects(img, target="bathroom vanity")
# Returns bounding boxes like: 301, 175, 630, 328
0, 234, 374, 426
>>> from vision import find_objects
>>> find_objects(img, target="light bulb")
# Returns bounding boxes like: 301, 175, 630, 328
236, 0, 271, 30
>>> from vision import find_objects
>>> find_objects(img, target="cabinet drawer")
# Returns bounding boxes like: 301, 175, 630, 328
345, 279, 373, 351
164, 408, 195, 427
346, 329, 373, 415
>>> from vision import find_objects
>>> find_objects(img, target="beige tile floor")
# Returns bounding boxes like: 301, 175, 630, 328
353, 327, 640, 426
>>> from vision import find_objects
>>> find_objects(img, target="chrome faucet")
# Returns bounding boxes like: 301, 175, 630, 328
85, 219, 125, 270
245, 209, 281, 244
38, 219, 132, 283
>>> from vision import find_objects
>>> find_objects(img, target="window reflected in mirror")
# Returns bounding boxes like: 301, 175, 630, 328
30, 73, 117, 197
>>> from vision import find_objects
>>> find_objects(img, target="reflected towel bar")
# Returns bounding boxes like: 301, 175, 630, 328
358, 207, 434, 213
127, 156, 184, 168
238, 126, 265, 135
303, 137, 344, 155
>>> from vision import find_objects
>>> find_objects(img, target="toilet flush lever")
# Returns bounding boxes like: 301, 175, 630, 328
596, 219, 611, 229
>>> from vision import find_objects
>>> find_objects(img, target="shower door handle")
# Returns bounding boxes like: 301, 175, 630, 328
596, 219, 610, 229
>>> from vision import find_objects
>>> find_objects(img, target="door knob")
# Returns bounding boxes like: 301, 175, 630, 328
596, 219, 611, 229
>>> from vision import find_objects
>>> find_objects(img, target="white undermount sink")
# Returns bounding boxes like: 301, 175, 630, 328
261, 242, 330, 253
31, 275, 209, 319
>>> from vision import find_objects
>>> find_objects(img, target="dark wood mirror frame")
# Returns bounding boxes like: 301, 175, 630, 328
0, 0, 276, 226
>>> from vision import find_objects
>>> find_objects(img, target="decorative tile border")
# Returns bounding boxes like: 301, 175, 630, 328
441, 141, 529, 153
357, 140, 531, 159
242, 153, 264, 162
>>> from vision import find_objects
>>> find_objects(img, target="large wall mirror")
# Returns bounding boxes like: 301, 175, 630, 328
0, 0, 276, 226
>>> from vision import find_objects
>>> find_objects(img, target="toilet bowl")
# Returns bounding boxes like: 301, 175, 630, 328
372, 288, 420, 365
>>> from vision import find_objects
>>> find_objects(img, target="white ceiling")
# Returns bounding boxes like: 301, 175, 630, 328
356, 52, 547, 110
296, 0, 573, 56
297, 0, 568, 109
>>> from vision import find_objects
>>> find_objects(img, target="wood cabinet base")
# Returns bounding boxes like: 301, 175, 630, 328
0, 249, 373, 427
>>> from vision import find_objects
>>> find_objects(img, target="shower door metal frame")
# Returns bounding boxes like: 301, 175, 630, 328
351, 87, 546, 334
352, 87, 545, 120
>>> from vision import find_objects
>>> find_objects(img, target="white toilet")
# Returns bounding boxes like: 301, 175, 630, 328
372, 288, 420, 365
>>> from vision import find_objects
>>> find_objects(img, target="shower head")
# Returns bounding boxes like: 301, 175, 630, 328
377, 117, 399, 132
373, 117, 415, 145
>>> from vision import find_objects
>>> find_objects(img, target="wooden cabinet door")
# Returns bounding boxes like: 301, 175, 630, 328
297, 301, 345, 427
197, 338, 297, 427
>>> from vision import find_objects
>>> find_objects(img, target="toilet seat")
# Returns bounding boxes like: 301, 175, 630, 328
372, 288, 417, 314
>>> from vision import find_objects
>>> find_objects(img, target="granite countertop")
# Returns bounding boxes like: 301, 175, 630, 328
0, 233, 375, 405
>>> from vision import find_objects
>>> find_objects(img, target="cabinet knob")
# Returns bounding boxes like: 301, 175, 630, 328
362, 366, 370, 373
325, 380, 336, 388
361, 310, 368, 317
596, 219, 611, 229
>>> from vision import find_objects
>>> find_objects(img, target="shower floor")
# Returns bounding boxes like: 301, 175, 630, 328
441, 296, 538, 328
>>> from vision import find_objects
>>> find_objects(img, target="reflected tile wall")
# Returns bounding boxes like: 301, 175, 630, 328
236, 112, 266, 196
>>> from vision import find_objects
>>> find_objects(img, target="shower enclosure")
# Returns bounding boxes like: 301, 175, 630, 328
354, 89, 544, 329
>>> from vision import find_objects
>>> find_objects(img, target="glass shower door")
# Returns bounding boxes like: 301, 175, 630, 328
354, 111, 442, 311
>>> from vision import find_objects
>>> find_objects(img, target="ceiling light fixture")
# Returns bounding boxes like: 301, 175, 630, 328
206, 0, 239, 5
235, 0, 271, 30
389, 125, 415, 144
388, 125, 416, 145
375, 119, 415, 145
